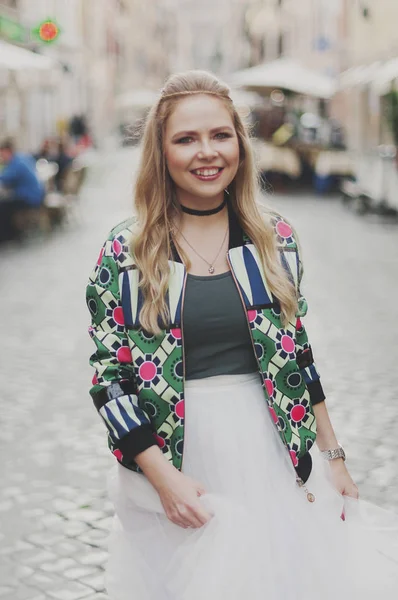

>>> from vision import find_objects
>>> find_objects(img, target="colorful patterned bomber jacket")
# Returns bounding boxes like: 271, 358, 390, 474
86, 207, 326, 484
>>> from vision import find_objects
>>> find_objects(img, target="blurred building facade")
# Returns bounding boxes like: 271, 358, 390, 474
172, 0, 248, 75
0, 0, 159, 150
338, 0, 398, 152
2, 0, 398, 156
244, 0, 341, 76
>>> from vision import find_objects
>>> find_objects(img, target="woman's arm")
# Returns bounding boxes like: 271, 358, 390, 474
313, 401, 359, 498
135, 445, 212, 529
87, 233, 211, 529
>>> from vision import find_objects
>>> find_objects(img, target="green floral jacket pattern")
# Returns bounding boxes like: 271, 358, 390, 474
87, 213, 325, 482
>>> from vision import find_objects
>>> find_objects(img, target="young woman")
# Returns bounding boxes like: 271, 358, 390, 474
87, 70, 398, 599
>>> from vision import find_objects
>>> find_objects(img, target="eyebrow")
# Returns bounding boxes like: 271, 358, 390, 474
171, 126, 234, 140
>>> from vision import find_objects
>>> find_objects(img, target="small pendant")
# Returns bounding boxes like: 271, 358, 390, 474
208, 266, 215, 274
296, 477, 315, 503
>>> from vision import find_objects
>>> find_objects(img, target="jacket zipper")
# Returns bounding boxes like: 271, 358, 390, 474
179, 269, 188, 472
226, 251, 315, 503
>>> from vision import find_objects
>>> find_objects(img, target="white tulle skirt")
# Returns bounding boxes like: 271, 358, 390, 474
106, 373, 398, 600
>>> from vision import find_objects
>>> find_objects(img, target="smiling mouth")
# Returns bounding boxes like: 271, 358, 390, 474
191, 167, 224, 180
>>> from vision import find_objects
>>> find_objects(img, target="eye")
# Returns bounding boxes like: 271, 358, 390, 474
176, 136, 193, 144
214, 132, 232, 140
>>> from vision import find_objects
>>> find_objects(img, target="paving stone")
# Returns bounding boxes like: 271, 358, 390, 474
64, 510, 105, 523
77, 528, 109, 547
78, 550, 108, 567
52, 498, 79, 513
12, 540, 36, 552
2, 487, 22, 498
59, 523, 90, 539
21, 508, 46, 519
40, 557, 78, 573
90, 517, 113, 532
16, 549, 58, 566
40, 514, 66, 529
80, 571, 106, 592
47, 581, 93, 600
55, 487, 80, 500
26, 531, 64, 547
51, 539, 89, 557
0, 585, 41, 600
24, 571, 64, 592
63, 566, 99, 580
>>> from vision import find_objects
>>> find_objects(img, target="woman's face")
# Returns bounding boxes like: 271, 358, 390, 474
164, 94, 240, 205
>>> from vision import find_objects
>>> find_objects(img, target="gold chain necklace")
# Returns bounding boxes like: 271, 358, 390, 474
176, 226, 229, 274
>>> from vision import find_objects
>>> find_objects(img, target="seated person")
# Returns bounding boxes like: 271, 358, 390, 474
0, 138, 45, 241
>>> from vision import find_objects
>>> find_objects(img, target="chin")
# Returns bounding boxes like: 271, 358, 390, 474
193, 187, 225, 199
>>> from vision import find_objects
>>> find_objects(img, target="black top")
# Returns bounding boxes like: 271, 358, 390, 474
183, 271, 258, 380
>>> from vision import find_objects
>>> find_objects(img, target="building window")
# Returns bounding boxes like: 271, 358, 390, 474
278, 33, 284, 57
259, 37, 266, 62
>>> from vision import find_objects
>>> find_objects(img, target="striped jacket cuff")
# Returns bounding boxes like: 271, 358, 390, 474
116, 425, 158, 462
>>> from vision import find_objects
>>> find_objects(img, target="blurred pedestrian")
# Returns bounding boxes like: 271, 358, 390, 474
86, 71, 398, 599
34, 137, 56, 162
54, 139, 73, 192
0, 138, 45, 241
69, 114, 87, 141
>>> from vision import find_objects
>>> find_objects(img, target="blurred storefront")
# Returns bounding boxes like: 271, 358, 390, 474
0, 0, 135, 151
335, 0, 398, 210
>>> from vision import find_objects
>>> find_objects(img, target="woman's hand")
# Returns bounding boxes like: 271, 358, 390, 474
155, 468, 213, 529
329, 458, 359, 498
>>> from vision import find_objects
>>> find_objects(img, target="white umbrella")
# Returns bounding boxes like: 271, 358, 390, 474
0, 40, 56, 71
230, 58, 336, 99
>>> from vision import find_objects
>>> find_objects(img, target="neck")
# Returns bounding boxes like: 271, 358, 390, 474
177, 203, 228, 234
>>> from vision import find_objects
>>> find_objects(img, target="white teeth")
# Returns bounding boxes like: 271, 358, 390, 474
193, 168, 220, 176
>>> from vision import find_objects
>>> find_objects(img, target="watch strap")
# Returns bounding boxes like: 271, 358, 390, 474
321, 446, 346, 461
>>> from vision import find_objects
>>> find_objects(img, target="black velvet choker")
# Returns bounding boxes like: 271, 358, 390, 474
180, 196, 227, 216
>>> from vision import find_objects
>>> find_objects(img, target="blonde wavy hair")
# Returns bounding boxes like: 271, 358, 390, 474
133, 70, 298, 334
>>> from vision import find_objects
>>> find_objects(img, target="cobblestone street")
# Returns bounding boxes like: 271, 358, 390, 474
0, 146, 397, 599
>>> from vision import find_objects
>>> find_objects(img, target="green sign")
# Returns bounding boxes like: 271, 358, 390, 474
0, 15, 26, 43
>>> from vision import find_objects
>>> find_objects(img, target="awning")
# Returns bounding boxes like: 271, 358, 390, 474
339, 58, 398, 95
229, 89, 264, 108
338, 62, 382, 90
230, 58, 336, 99
0, 39, 56, 71
372, 57, 398, 95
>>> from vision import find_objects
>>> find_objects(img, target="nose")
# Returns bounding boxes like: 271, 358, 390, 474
198, 138, 218, 160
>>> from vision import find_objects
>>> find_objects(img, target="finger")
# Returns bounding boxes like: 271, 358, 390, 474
192, 505, 213, 526
343, 487, 359, 499
186, 513, 204, 529
176, 507, 197, 529
176, 511, 200, 529
171, 515, 191, 529
179, 505, 207, 529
